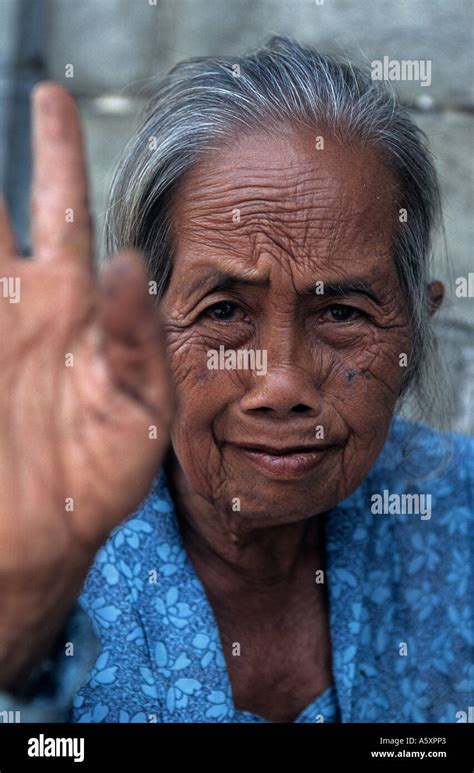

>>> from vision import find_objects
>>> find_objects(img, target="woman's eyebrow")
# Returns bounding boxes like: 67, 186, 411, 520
302, 279, 381, 303
185, 271, 271, 298
184, 270, 381, 303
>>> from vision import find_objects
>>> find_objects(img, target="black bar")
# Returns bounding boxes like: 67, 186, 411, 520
0, 723, 471, 770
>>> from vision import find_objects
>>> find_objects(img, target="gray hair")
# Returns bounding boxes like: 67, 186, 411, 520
104, 35, 446, 438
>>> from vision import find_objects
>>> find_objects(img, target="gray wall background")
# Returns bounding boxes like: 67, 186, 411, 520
0, 0, 473, 433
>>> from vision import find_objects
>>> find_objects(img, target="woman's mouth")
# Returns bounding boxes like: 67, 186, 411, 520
231, 442, 333, 480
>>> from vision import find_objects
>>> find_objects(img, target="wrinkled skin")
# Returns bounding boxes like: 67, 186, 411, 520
164, 128, 410, 528
160, 127, 443, 720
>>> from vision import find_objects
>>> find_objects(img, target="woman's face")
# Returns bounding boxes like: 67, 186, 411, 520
161, 127, 411, 526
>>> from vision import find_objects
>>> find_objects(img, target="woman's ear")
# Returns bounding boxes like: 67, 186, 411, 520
427, 280, 444, 316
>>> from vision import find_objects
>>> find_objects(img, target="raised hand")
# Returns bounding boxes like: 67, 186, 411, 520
0, 83, 173, 689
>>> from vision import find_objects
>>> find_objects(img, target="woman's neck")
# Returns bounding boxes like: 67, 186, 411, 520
165, 451, 327, 595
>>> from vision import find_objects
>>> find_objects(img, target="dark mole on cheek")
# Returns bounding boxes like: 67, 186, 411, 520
346, 369, 358, 384
345, 369, 373, 384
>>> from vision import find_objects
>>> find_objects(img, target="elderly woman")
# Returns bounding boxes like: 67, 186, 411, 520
0, 37, 471, 724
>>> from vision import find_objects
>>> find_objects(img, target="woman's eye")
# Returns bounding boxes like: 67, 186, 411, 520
325, 304, 364, 322
205, 301, 241, 322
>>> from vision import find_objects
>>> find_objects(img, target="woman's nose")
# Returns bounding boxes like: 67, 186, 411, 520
239, 362, 323, 419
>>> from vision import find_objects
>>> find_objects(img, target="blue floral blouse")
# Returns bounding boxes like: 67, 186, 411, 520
1, 417, 473, 723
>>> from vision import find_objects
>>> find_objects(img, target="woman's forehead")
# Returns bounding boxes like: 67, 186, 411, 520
170, 128, 401, 284
173, 130, 399, 242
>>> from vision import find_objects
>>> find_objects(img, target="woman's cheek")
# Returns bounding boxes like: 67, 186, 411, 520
167, 343, 234, 461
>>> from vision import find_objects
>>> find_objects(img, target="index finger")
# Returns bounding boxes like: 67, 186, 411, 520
0, 195, 19, 263
30, 82, 94, 268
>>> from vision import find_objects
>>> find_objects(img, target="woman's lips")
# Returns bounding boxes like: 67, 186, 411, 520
233, 444, 332, 480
